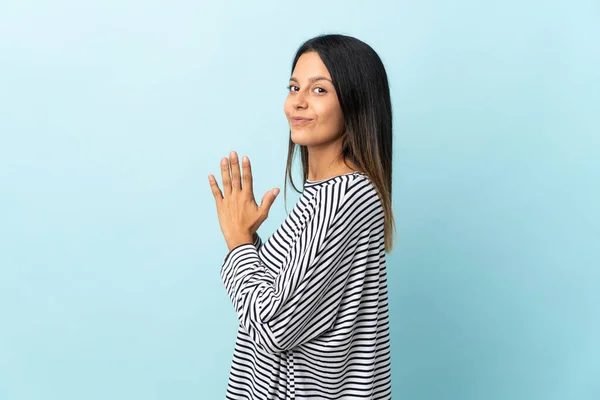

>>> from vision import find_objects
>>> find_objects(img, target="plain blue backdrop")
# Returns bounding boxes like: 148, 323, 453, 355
1, 0, 598, 399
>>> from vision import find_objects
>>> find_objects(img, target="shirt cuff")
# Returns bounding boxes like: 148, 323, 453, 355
221, 242, 258, 269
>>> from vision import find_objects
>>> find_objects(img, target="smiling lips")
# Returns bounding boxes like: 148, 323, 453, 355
291, 117, 313, 127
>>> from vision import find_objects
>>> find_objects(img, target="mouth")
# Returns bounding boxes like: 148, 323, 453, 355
291, 117, 314, 126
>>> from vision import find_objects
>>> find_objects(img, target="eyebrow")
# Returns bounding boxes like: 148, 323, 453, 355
289, 76, 333, 84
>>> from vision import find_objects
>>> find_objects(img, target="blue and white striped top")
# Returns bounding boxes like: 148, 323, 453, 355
221, 171, 391, 399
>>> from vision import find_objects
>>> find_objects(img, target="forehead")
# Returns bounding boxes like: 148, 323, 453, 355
291, 51, 331, 79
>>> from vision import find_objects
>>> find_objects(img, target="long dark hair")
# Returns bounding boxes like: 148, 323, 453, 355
283, 33, 396, 253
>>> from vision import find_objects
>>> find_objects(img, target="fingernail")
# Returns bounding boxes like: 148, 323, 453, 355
243, 156, 248, 163
273, 189, 279, 196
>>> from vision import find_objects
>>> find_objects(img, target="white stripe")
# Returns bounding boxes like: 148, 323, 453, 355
221, 172, 391, 399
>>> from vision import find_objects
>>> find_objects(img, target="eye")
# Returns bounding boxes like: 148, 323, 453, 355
313, 87, 327, 94
286, 85, 299, 92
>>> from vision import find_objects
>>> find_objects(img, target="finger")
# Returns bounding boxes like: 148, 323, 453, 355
259, 188, 280, 218
220, 157, 231, 197
241, 156, 253, 195
208, 174, 223, 201
229, 151, 241, 192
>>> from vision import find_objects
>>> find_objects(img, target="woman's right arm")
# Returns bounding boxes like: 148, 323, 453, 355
252, 232, 263, 251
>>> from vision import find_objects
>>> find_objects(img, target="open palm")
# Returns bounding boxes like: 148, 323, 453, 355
208, 151, 279, 251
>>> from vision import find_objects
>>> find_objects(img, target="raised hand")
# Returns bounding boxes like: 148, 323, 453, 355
208, 151, 280, 251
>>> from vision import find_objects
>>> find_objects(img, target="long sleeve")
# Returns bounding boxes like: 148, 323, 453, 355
252, 232, 262, 251
220, 182, 361, 355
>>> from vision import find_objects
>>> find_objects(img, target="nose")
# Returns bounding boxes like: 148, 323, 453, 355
292, 91, 308, 109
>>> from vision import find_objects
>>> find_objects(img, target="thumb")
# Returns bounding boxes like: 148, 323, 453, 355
260, 188, 279, 212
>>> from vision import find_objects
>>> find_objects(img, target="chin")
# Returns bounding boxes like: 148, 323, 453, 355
290, 130, 319, 146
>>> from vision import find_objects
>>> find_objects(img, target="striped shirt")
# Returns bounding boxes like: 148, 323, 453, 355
221, 171, 391, 399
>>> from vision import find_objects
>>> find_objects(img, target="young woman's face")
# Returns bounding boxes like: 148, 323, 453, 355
284, 51, 345, 147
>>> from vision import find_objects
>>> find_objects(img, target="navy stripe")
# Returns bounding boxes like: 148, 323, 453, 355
221, 172, 391, 399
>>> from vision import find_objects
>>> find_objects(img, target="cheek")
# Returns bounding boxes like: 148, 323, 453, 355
317, 102, 343, 131
283, 98, 291, 117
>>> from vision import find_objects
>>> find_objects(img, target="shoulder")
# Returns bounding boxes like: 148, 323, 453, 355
311, 172, 382, 218
338, 172, 381, 208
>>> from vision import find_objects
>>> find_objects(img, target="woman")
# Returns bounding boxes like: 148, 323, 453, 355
209, 33, 395, 400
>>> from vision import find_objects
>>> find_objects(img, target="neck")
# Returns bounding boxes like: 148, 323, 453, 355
306, 139, 359, 181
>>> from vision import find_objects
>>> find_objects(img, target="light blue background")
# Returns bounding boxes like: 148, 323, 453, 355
1, 1, 598, 399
